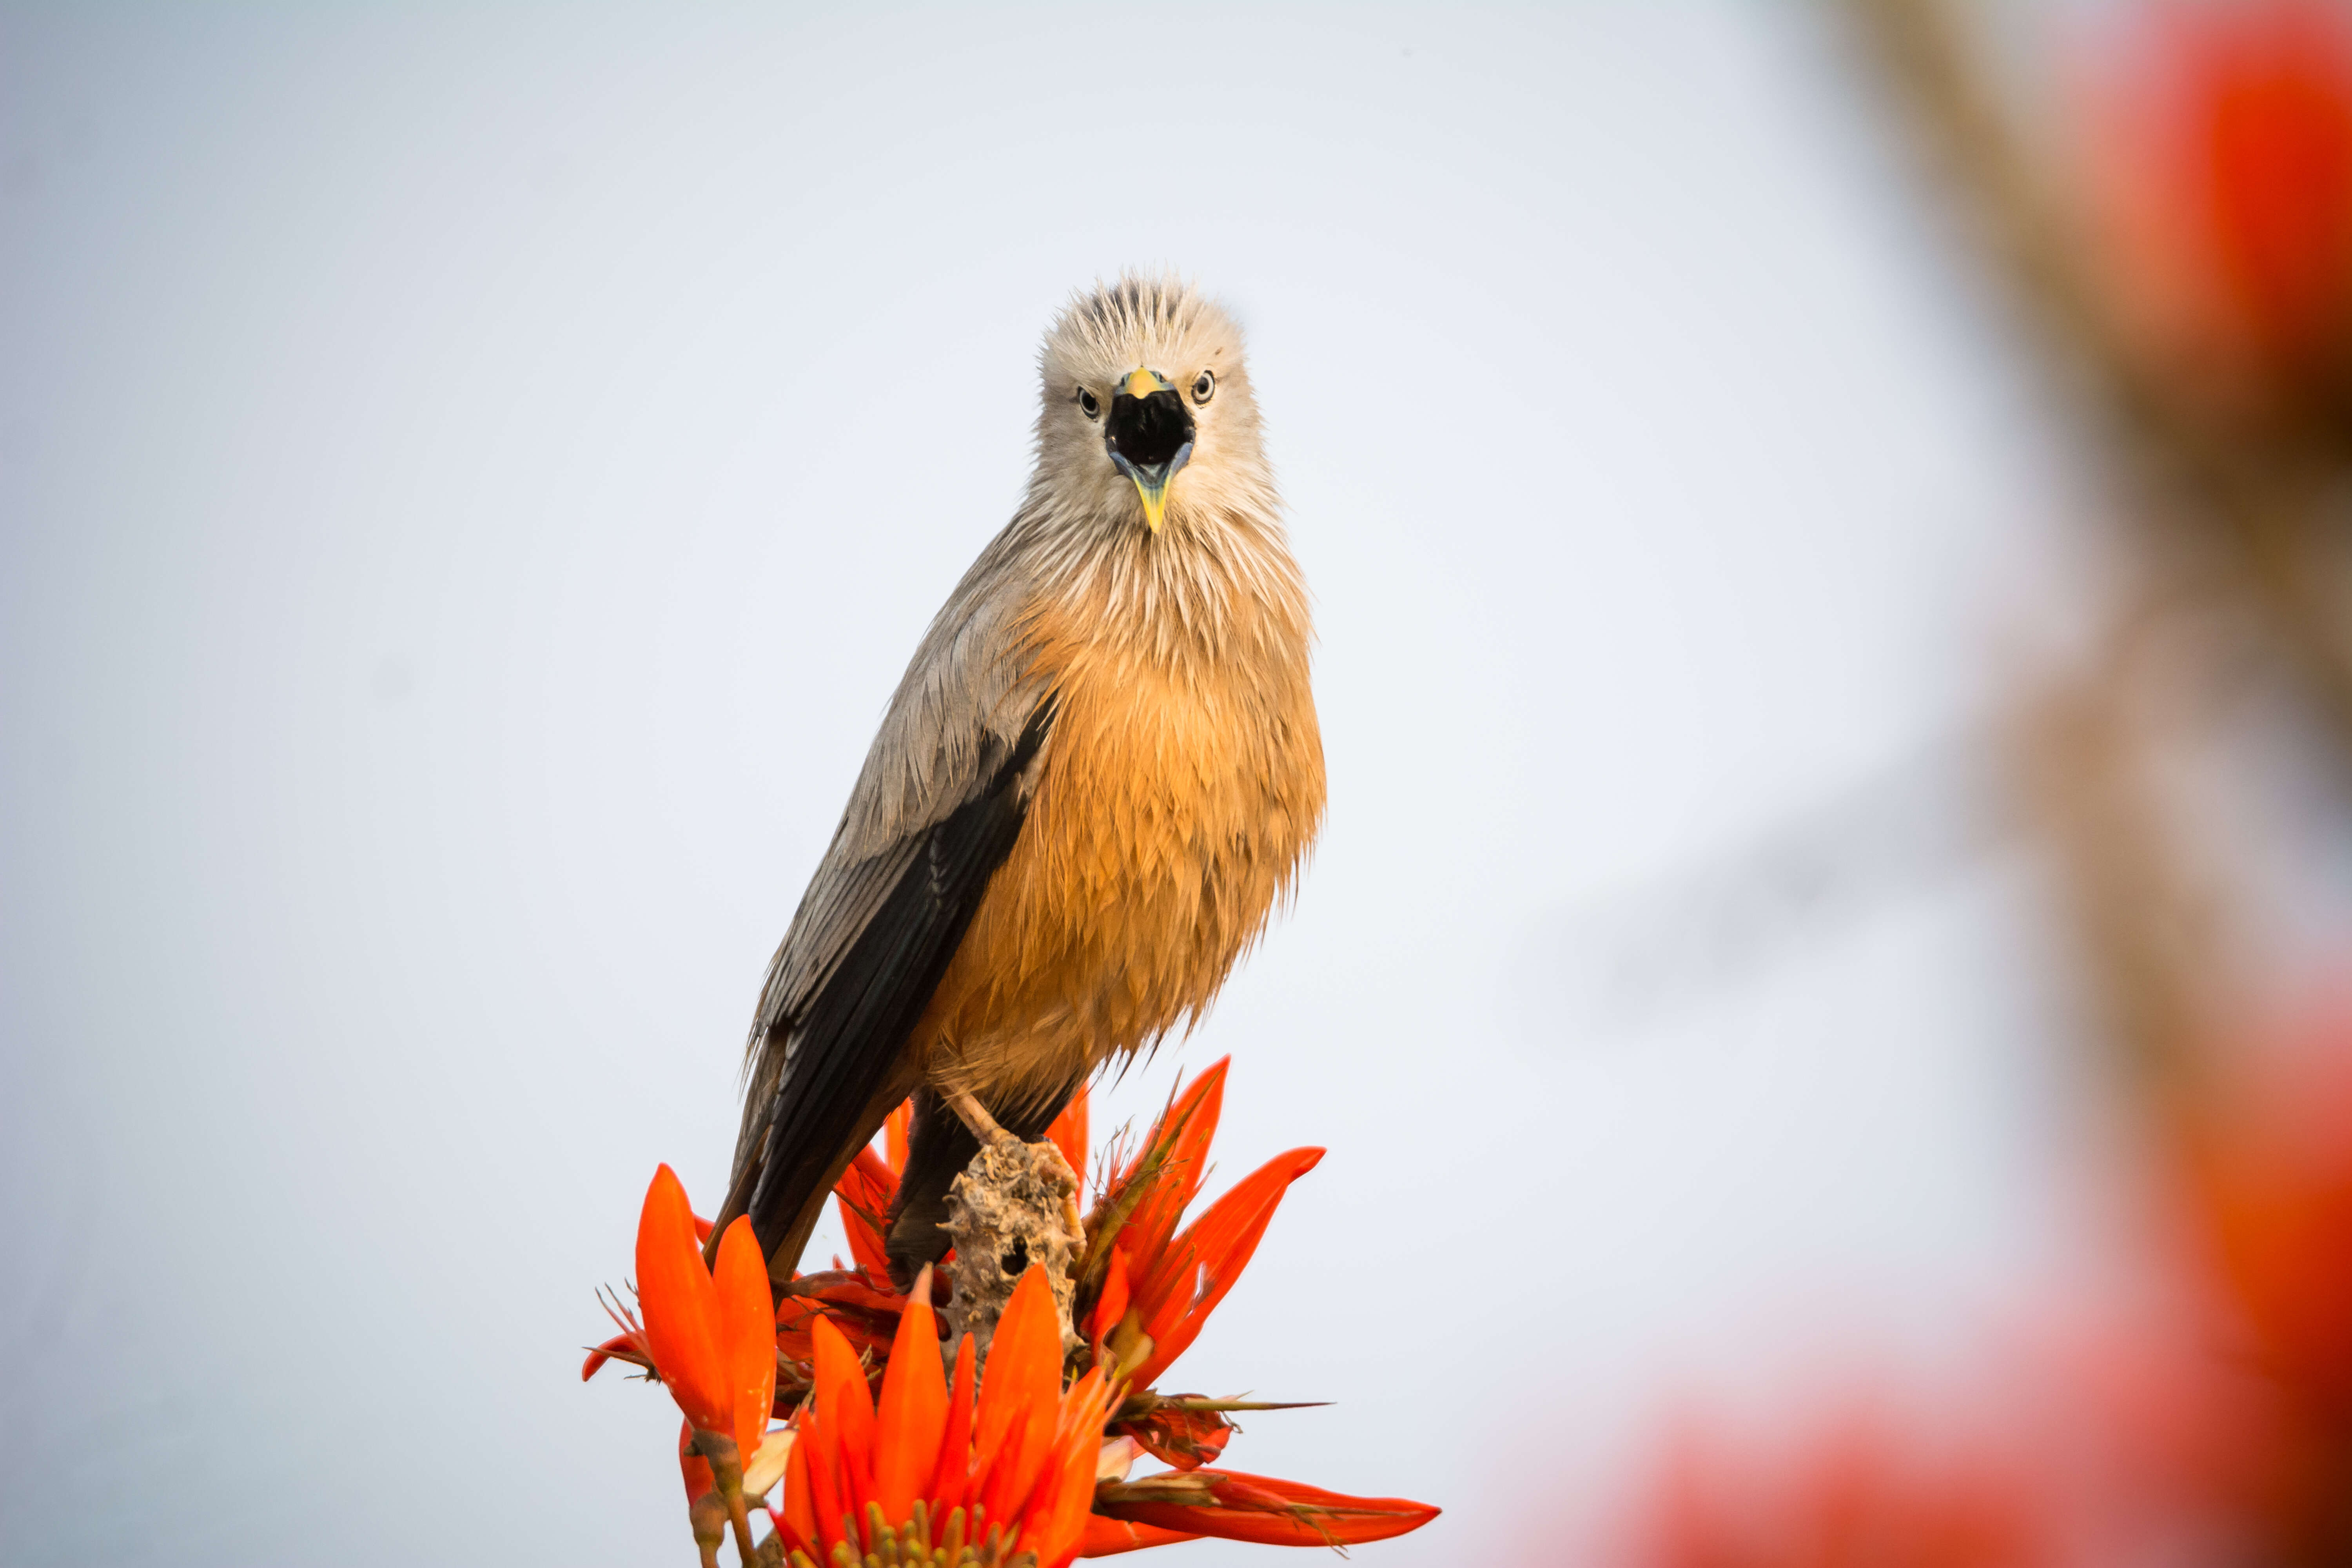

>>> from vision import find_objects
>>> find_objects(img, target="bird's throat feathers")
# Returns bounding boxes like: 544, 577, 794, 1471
1012, 493, 1308, 681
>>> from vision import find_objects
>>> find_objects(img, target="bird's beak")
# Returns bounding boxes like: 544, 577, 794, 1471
1112, 451, 1189, 534
1105, 367, 1195, 534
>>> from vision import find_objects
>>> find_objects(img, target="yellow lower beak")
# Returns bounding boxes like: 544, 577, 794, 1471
1130, 470, 1174, 533
1108, 443, 1193, 534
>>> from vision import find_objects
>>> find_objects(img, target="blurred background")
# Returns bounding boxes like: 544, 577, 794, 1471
7, 3, 2352, 1564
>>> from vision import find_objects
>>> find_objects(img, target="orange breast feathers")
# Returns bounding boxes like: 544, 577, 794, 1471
913, 598, 1325, 1112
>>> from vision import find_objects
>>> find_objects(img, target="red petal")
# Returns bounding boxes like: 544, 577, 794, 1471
678, 1416, 714, 1503
885, 1098, 912, 1176
1085, 1245, 1131, 1357
714, 1216, 778, 1459
800, 1404, 849, 1560
635, 1165, 731, 1434
1133, 1246, 1196, 1380
1118, 1403, 1232, 1472
1116, 1062, 1228, 1273
1131, 1148, 1323, 1389
872, 1272, 948, 1525
780, 1416, 817, 1555
1097, 1468, 1439, 1548
1079, 1517, 1201, 1557
1048, 1088, 1090, 1190
974, 1268, 1065, 1525
580, 1330, 635, 1382
929, 1332, 978, 1513
810, 1314, 877, 1514
1027, 1369, 1114, 1568
834, 1145, 898, 1277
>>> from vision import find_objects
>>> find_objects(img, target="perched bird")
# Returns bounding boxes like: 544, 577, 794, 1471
710, 274, 1325, 1289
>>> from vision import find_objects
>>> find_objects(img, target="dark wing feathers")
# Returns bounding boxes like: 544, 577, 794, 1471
726, 698, 1054, 1274
745, 837, 920, 1057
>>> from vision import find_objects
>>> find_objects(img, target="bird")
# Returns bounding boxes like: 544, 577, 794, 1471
707, 274, 1325, 1291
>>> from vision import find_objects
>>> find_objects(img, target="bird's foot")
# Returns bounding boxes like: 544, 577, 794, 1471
946, 1089, 1021, 1151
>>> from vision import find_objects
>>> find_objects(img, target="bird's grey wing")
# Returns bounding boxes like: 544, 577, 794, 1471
715, 567, 1053, 1270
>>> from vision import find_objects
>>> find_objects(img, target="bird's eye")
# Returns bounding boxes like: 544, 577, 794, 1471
1077, 387, 1100, 419
1191, 370, 1215, 405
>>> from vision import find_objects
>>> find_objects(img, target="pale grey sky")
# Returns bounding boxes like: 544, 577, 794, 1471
1, 6, 2096, 1563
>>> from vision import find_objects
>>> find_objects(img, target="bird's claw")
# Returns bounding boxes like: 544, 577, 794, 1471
946, 1089, 1021, 1149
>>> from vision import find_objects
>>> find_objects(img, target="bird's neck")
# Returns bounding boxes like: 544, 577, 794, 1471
1022, 501, 1309, 677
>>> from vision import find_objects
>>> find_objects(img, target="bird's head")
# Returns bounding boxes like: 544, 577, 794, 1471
1034, 273, 1270, 536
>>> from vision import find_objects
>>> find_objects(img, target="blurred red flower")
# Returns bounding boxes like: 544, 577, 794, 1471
2166, 1014, 2352, 1563
1636, 1412, 2058, 1568
2086, 0, 2352, 417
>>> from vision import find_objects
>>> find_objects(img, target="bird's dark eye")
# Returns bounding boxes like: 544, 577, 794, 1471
1191, 371, 1215, 405
1077, 387, 1100, 419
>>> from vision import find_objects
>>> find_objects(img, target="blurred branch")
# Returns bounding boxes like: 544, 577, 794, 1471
1836, 0, 2352, 1083
1841, 0, 2352, 757
2007, 587, 2236, 1087
1842, 0, 2134, 414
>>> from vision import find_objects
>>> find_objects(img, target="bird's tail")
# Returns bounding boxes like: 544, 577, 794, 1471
704, 1040, 912, 1292
711, 1168, 834, 1292
703, 1129, 867, 1292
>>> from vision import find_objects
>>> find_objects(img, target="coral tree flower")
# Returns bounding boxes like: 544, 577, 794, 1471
783, 1095, 1092, 1372
2086, 0, 2352, 417
796, 1060, 1327, 1435
591, 1088, 1437, 1562
633, 1163, 778, 1496
773, 1266, 1111, 1568
766, 1073, 1432, 1562
1071, 1059, 1323, 1465
817, 1062, 1329, 1470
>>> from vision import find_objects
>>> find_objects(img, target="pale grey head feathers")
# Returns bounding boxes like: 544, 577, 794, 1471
1031, 273, 1275, 539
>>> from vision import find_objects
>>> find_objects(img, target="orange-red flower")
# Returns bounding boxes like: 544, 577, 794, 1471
771, 1261, 1436, 1565
772, 1267, 1111, 1568
2085, 0, 2352, 414
798, 1061, 1323, 1444
590, 1076, 1436, 1561
630, 1164, 778, 1496
1069, 1059, 1323, 1466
